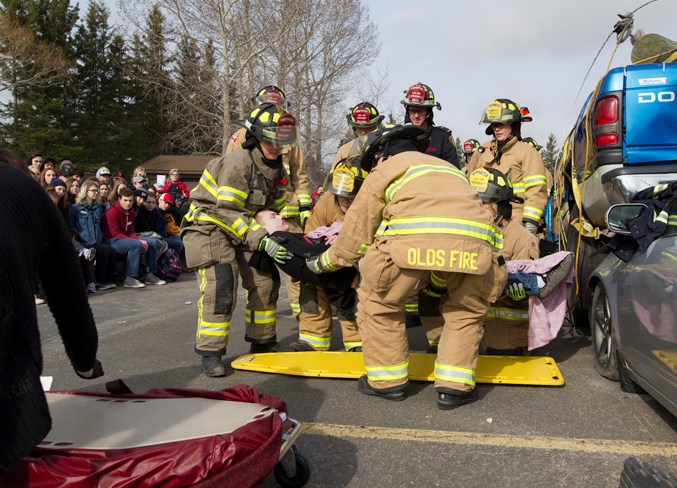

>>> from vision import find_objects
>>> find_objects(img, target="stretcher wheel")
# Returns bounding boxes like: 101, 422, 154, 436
274, 448, 310, 487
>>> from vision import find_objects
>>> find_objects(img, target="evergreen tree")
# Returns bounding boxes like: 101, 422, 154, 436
0, 0, 78, 159
70, 1, 143, 168
541, 132, 561, 173
454, 137, 464, 168
129, 4, 170, 156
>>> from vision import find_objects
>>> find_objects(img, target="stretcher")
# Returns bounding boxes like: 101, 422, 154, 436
1, 383, 310, 488
232, 352, 565, 386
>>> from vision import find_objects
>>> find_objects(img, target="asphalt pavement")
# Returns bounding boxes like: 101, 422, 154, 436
38, 273, 677, 487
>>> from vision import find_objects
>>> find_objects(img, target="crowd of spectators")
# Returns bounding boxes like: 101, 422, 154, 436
27, 156, 191, 303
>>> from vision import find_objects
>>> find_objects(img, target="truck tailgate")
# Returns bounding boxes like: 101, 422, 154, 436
624, 63, 677, 164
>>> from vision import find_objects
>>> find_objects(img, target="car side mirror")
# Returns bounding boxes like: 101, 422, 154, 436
606, 203, 647, 235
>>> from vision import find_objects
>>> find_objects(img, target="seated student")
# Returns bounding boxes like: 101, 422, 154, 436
39, 168, 58, 189
253, 209, 358, 326
132, 187, 148, 211
134, 192, 180, 256
99, 181, 111, 210
164, 168, 190, 199
69, 179, 118, 292
157, 193, 184, 255
109, 177, 128, 206
102, 187, 166, 288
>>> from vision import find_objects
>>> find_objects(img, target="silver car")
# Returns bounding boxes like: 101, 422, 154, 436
590, 202, 677, 417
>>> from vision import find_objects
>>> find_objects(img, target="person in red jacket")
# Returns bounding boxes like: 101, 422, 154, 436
164, 168, 190, 199
102, 187, 166, 288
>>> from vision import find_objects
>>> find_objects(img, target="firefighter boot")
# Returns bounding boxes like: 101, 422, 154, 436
486, 346, 526, 356
278, 340, 316, 352
249, 341, 279, 353
437, 387, 478, 410
357, 375, 407, 401
201, 355, 226, 377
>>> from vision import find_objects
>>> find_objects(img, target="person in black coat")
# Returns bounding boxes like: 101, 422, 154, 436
0, 151, 103, 472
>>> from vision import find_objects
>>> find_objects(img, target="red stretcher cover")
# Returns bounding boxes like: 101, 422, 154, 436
1, 384, 287, 488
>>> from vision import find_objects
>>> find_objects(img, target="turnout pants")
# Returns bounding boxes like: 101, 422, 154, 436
357, 241, 499, 392
183, 226, 280, 357
481, 301, 530, 350
298, 282, 361, 350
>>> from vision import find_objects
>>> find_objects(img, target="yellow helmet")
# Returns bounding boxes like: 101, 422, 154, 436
480, 99, 532, 135
244, 103, 297, 148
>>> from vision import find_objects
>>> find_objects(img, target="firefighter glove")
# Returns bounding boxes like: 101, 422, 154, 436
259, 236, 292, 264
306, 256, 326, 274
76, 359, 104, 379
506, 282, 528, 301
299, 209, 311, 225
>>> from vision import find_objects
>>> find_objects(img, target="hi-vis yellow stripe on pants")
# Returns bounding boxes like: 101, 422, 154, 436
487, 306, 529, 322
365, 360, 409, 383
246, 309, 276, 325
299, 333, 330, 350
434, 361, 475, 387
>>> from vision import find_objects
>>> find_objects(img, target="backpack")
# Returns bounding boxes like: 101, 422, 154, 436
155, 248, 182, 282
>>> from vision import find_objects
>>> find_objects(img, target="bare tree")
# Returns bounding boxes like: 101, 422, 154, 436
0, 14, 70, 93
120, 0, 379, 174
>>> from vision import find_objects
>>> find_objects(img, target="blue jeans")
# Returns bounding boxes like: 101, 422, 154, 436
165, 235, 184, 255
506, 272, 540, 296
107, 237, 159, 277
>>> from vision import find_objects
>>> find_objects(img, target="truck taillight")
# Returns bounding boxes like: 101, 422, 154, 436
595, 96, 618, 124
595, 134, 619, 146
594, 96, 619, 148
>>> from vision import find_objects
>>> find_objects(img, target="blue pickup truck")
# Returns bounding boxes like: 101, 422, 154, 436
553, 33, 677, 413
556, 53, 677, 318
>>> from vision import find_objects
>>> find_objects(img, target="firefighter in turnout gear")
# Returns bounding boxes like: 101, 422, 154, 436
402, 82, 459, 168
472, 168, 540, 354
402, 83, 459, 328
331, 102, 384, 170
227, 85, 310, 318
466, 99, 548, 234
282, 154, 368, 352
422, 168, 541, 355
306, 125, 506, 409
182, 103, 296, 377
463, 139, 481, 165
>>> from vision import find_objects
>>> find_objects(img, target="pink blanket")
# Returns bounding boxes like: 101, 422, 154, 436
507, 251, 575, 350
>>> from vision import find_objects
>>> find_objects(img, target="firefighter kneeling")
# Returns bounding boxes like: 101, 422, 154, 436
306, 125, 506, 409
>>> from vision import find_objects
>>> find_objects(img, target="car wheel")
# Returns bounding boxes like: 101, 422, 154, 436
590, 284, 619, 380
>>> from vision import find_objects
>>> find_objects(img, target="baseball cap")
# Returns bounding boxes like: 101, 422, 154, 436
98, 166, 111, 176
160, 193, 174, 204
133, 188, 148, 199
132, 175, 147, 184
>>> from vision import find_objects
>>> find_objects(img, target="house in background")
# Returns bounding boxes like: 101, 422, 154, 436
142, 155, 217, 190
